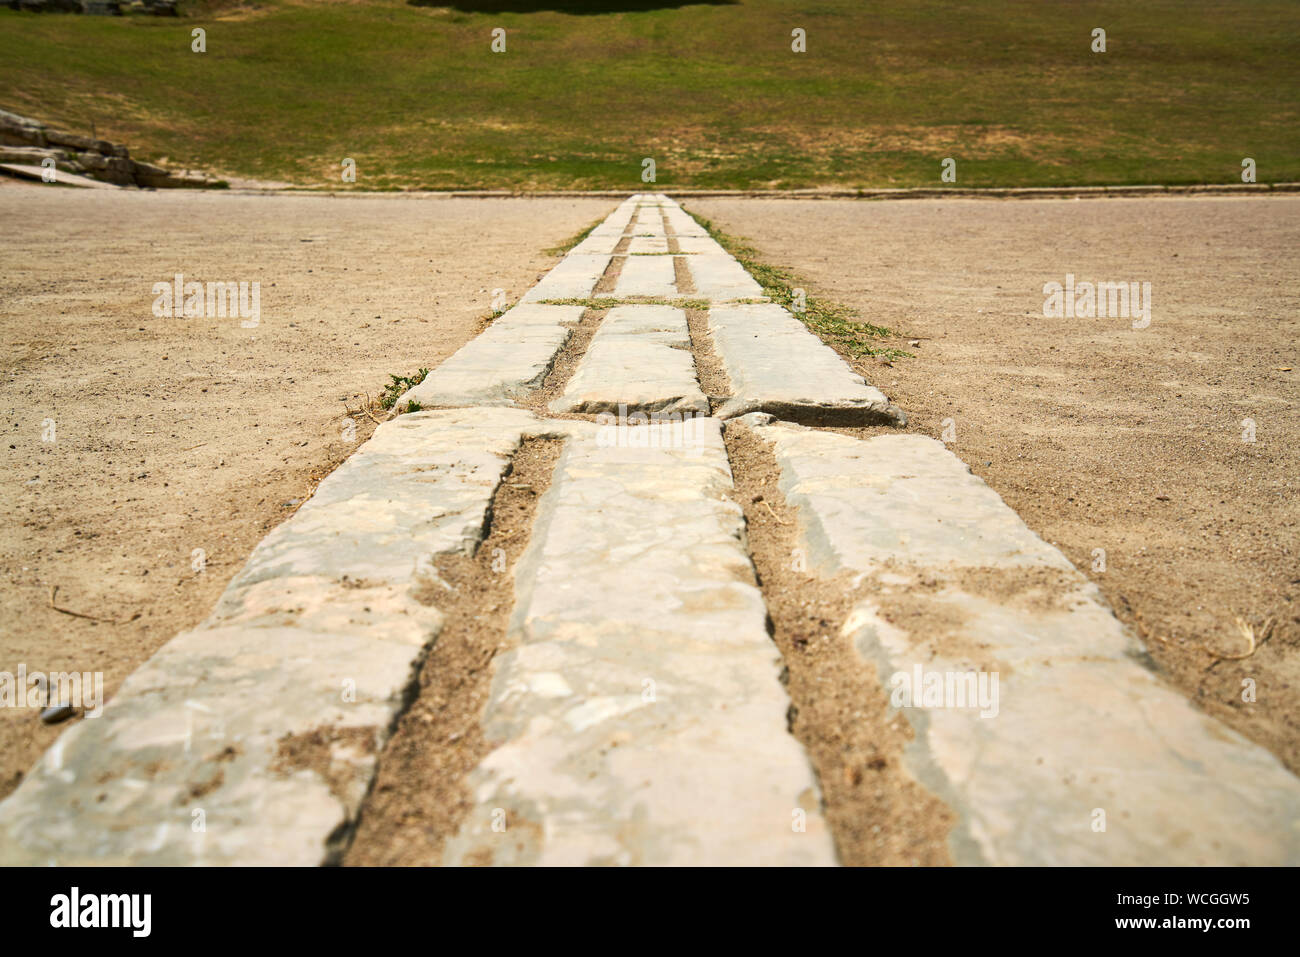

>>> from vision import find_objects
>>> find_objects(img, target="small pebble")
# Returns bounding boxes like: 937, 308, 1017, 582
40, 704, 75, 725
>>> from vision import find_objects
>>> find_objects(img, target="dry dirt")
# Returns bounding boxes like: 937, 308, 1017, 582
343, 437, 563, 867
692, 194, 1300, 775
0, 180, 610, 799
5, 185, 1297, 862
723, 425, 956, 866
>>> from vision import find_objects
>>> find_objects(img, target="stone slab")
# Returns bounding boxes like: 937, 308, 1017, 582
632, 207, 665, 234
0, 163, 123, 189
569, 231, 624, 255
744, 420, 1300, 866
708, 304, 903, 425
521, 253, 611, 302
687, 254, 764, 300
674, 235, 727, 255
400, 304, 584, 409
664, 206, 708, 237
0, 408, 568, 866
761, 425, 1072, 573
626, 235, 669, 254
606, 254, 677, 298
441, 418, 835, 866
550, 305, 707, 415
584, 201, 637, 241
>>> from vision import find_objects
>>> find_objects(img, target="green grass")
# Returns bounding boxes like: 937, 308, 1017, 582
686, 209, 911, 360
1, 0, 1297, 189
544, 218, 602, 256
378, 368, 429, 410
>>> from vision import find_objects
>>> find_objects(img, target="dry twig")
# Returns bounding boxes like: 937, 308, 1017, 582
47, 585, 131, 624
1205, 615, 1274, 662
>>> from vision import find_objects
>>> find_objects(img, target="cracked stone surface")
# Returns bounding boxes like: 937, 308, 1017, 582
686, 254, 764, 300
709, 304, 904, 424
632, 207, 665, 234
0, 408, 565, 865
664, 206, 708, 237
521, 253, 612, 302
441, 418, 835, 866
569, 231, 624, 256
674, 235, 727, 255
626, 235, 669, 254
607, 253, 677, 298
399, 304, 584, 410
14, 193, 1277, 868
743, 418, 1300, 866
550, 305, 707, 415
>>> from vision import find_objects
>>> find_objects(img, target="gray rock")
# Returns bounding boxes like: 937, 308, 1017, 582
520, 254, 611, 303
39, 704, 75, 725
686, 254, 763, 301
744, 420, 1300, 866
399, 304, 582, 410
0, 109, 46, 148
45, 130, 99, 152
708, 303, 904, 425
442, 417, 834, 866
0, 409, 573, 865
549, 305, 707, 415
605, 253, 677, 298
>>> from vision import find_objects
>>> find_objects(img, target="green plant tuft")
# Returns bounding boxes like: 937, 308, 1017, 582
686, 210, 913, 361
378, 368, 429, 411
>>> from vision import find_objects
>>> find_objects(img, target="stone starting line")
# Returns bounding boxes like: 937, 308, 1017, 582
2, 194, 1297, 866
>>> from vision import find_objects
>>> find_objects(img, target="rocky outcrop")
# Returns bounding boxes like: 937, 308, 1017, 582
3, 0, 176, 14
6, 0, 83, 11
0, 108, 221, 188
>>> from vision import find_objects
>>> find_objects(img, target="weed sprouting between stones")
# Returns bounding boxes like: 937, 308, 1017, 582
684, 210, 913, 361
378, 369, 429, 412
544, 219, 603, 257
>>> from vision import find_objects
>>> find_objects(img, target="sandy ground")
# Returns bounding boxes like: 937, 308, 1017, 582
344, 438, 563, 866
0, 181, 610, 798
4, 185, 1296, 857
692, 195, 1300, 775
